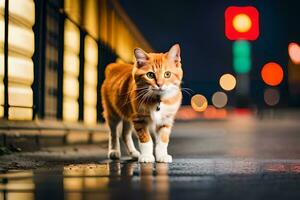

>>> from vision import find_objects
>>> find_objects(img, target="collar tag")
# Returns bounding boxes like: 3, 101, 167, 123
156, 104, 160, 111
156, 95, 161, 111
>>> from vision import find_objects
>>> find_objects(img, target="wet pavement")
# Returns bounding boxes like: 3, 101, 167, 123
1, 114, 300, 200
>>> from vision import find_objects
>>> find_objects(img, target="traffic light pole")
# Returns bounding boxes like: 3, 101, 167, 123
233, 40, 251, 107
235, 73, 250, 107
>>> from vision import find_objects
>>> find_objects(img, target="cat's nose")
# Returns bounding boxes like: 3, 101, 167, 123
156, 81, 163, 89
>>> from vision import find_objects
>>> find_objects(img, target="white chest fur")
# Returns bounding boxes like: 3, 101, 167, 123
150, 101, 180, 127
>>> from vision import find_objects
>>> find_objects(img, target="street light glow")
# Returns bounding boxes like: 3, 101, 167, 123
288, 42, 300, 64
219, 73, 236, 91
212, 92, 228, 108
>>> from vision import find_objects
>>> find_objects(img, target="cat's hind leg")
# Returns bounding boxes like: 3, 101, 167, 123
121, 120, 140, 159
107, 116, 121, 160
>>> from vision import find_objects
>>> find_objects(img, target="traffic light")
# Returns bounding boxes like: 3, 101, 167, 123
225, 6, 259, 107
233, 40, 251, 74
225, 6, 259, 41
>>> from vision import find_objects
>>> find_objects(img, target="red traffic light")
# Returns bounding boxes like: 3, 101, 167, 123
225, 6, 259, 41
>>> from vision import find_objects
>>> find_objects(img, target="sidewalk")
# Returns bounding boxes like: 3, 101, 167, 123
0, 143, 108, 171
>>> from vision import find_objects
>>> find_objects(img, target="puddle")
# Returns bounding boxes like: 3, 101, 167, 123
0, 161, 170, 200
1, 159, 300, 200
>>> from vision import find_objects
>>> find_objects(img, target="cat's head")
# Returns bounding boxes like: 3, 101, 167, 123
133, 44, 183, 98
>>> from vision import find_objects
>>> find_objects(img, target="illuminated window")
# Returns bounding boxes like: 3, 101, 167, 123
63, 19, 80, 122
0, 0, 35, 120
84, 36, 98, 124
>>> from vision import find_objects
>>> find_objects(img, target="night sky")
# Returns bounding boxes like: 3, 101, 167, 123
119, 0, 300, 106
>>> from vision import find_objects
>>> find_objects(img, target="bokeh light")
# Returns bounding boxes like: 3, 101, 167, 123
261, 62, 284, 86
191, 94, 208, 112
203, 106, 217, 119
212, 92, 228, 108
203, 106, 228, 119
264, 88, 280, 106
288, 42, 300, 64
232, 14, 252, 33
219, 74, 236, 91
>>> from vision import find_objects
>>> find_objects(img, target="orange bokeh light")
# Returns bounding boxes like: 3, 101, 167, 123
203, 106, 227, 119
261, 62, 284, 86
191, 94, 208, 112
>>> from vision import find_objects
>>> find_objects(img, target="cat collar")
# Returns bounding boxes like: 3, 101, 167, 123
156, 95, 161, 111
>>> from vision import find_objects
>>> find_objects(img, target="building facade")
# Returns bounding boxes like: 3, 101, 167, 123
0, 0, 152, 125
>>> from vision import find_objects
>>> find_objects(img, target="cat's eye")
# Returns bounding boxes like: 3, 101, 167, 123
146, 72, 155, 79
164, 71, 171, 78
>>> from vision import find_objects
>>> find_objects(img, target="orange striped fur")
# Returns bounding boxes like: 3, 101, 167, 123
101, 44, 183, 162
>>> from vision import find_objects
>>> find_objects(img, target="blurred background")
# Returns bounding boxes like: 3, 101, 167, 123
120, 0, 300, 109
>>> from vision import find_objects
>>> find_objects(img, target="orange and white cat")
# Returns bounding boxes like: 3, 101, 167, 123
101, 44, 183, 163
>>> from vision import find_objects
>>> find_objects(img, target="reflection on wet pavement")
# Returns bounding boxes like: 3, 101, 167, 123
1, 158, 300, 200
2, 118, 300, 199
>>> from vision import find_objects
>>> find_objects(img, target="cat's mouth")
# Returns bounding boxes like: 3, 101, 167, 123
151, 88, 167, 96
152, 88, 165, 92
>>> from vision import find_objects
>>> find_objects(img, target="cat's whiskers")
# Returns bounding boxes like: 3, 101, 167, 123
137, 90, 149, 110
181, 87, 194, 92
181, 87, 194, 96
137, 89, 152, 111
128, 88, 148, 102
145, 89, 154, 106
122, 88, 148, 107
121, 86, 149, 96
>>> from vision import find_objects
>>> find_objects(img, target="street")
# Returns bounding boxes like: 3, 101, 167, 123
1, 113, 300, 200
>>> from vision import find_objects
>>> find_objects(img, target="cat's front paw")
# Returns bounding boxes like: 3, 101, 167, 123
108, 149, 121, 160
138, 154, 155, 163
156, 154, 172, 163
129, 150, 140, 160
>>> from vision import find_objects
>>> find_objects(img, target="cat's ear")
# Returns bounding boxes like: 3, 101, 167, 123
134, 48, 149, 67
167, 44, 181, 63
